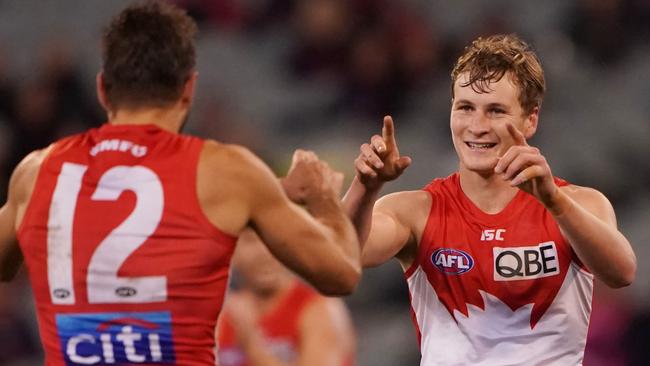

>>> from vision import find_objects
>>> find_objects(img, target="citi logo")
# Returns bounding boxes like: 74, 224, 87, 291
432, 248, 474, 275
56, 311, 175, 365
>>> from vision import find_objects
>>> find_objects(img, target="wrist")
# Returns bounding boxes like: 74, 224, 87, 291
354, 175, 384, 195
303, 187, 338, 206
544, 188, 571, 216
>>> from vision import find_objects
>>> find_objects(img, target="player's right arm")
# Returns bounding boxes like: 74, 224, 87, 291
342, 116, 416, 268
0, 149, 47, 281
198, 142, 361, 296
0, 180, 22, 281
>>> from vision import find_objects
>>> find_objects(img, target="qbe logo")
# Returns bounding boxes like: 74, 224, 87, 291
56, 311, 175, 365
431, 248, 474, 275
493, 241, 559, 281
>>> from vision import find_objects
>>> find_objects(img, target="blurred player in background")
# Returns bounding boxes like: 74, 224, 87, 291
0, 1, 361, 365
217, 229, 355, 366
343, 34, 636, 365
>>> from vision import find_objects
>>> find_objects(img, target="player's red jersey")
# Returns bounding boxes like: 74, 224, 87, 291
406, 173, 594, 365
17, 123, 237, 366
217, 281, 354, 366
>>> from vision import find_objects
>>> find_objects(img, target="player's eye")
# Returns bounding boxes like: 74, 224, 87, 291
489, 107, 506, 114
457, 105, 473, 112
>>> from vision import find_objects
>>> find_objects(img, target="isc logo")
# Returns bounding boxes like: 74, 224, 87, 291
56, 311, 175, 365
493, 241, 559, 281
431, 248, 474, 275
481, 229, 505, 241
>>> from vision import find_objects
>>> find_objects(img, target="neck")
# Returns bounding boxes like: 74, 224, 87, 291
108, 104, 186, 133
458, 167, 519, 214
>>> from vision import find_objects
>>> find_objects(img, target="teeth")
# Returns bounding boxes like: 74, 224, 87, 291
467, 142, 495, 149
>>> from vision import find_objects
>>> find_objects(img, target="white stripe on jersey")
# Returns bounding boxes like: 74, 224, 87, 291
407, 262, 593, 365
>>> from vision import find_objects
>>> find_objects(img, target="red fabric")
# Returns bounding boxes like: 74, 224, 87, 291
407, 173, 574, 328
218, 281, 354, 366
18, 123, 237, 365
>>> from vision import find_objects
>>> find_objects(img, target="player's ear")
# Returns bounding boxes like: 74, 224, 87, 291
523, 106, 539, 139
96, 71, 110, 112
180, 71, 198, 107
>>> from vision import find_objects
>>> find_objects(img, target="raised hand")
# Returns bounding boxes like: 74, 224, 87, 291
354, 116, 412, 190
281, 149, 344, 204
494, 123, 559, 207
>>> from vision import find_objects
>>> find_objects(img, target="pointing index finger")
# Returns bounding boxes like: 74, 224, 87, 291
382, 116, 397, 151
506, 123, 527, 146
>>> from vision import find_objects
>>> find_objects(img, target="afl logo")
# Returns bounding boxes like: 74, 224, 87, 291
432, 248, 474, 275
53, 288, 71, 299
115, 287, 137, 298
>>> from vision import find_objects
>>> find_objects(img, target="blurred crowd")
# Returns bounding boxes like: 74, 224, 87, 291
0, 0, 649, 365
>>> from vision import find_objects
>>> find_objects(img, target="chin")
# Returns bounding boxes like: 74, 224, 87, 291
461, 157, 498, 175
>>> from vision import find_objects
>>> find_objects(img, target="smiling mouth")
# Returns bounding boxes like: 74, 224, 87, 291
465, 142, 497, 150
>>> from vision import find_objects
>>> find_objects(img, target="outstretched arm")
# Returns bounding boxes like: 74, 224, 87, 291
496, 123, 636, 287
342, 116, 415, 267
199, 142, 361, 295
248, 150, 360, 295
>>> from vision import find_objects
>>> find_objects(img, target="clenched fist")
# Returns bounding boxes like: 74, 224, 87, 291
281, 149, 344, 204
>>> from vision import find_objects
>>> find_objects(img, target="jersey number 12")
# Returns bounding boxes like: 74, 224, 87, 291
47, 162, 167, 305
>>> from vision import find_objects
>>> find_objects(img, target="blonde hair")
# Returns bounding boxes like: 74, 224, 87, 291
451, 34, 545, 114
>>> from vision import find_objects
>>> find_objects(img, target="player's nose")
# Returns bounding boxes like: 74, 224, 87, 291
467, 115, 491, 136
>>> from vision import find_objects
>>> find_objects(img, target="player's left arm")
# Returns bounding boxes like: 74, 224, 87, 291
296, 297, 355, 366
554, 185, 636, 287
496, 123, 636, 288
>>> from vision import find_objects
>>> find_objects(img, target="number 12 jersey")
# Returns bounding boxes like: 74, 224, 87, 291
18, 124, 237, 366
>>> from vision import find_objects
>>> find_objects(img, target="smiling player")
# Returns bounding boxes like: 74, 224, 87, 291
343, 34, 636, 365
0, 2, 361, 365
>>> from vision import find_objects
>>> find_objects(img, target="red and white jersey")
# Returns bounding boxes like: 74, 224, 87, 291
18, 123, 237, 366
406, 173, 593, 365
217, 281, 354, 366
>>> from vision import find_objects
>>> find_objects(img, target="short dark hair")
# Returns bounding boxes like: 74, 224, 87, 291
101, 0, 197, 109
451, 34, 545, 114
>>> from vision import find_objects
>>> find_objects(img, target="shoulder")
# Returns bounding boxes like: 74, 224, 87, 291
377, 189, 431, 208
376, 190, 432, 223
200, 140, 258, 166
559, 184, 612, 209
9, 146, 53, 205
199, 140, 271, 181
196, 141, 281, 234
559, 184, 615, 223
199, 141, 270, 188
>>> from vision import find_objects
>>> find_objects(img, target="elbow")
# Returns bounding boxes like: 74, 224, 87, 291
604, 263, 636, 289
317, 263, 361, 297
